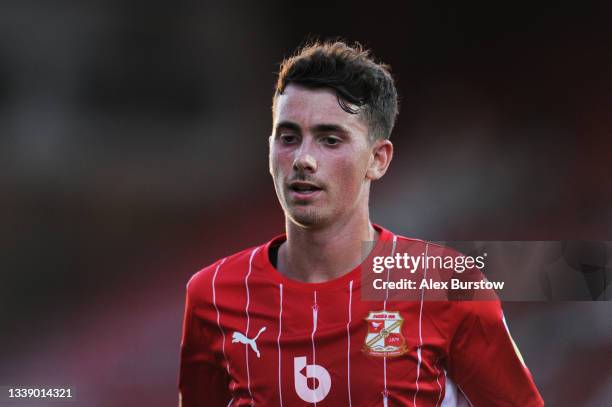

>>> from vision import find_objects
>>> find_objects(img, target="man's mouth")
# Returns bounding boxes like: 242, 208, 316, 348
288, 181, 323, 195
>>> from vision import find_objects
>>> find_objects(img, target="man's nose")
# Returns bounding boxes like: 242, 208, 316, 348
293, 142, 318, 173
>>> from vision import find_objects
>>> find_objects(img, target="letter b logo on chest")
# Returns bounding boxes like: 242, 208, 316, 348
293, 356, 331, 403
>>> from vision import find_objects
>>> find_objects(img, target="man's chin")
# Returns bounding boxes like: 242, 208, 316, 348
286, 208, 328, 229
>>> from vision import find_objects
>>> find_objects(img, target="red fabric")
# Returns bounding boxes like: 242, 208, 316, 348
179, 225, 544, 406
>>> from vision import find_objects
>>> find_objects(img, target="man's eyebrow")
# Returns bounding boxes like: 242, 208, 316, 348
274, 121, 350, 134
275, 121, 301, 132
312, 123, 348, 134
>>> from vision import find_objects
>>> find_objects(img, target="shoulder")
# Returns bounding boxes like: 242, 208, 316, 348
391, 232, 468, 259
185, 244, 264, 304
389, 228, 498, 303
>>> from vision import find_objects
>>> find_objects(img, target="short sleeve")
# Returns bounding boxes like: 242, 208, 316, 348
447, 300, 544, 406
179, 281, 232, 407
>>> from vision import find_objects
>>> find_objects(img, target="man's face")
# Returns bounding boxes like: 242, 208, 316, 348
269, 84, 376, 228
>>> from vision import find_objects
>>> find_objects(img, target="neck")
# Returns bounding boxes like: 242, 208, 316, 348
277, 210, 379, 283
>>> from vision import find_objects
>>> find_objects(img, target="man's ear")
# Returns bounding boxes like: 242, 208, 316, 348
268, 134, 274, 176
366, 139, 393, 181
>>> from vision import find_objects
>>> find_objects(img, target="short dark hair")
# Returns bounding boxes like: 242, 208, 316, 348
273, 40, 399, 140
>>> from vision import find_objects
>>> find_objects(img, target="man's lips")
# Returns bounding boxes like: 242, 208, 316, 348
288, 181, 323, 192
287, 181, 323, 199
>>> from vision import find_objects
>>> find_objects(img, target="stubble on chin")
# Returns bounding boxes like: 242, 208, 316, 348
286, 205, 328, 229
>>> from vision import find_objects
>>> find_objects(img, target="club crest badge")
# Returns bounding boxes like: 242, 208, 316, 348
362, 310, 407, 357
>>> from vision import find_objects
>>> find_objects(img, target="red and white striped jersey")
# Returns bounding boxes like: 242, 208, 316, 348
179, 225, 543, 406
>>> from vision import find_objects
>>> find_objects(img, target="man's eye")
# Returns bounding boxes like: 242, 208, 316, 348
280, 134, 298, 144
323, 136, 341, 146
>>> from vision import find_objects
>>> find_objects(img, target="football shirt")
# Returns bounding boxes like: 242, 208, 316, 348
179, 225, 543, 406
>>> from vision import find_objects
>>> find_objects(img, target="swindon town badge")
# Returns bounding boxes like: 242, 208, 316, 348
362, 310, 407, 357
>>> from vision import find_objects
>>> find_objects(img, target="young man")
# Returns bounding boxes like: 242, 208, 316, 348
179, 41, 544, 406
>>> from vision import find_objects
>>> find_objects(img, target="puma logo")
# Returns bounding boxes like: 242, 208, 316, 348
232, 327, 266, 358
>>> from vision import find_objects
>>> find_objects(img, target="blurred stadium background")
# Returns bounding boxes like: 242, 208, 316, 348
1, 1, 610, 406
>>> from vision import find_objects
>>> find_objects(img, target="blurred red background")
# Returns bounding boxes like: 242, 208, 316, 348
1, 1, 611, 406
